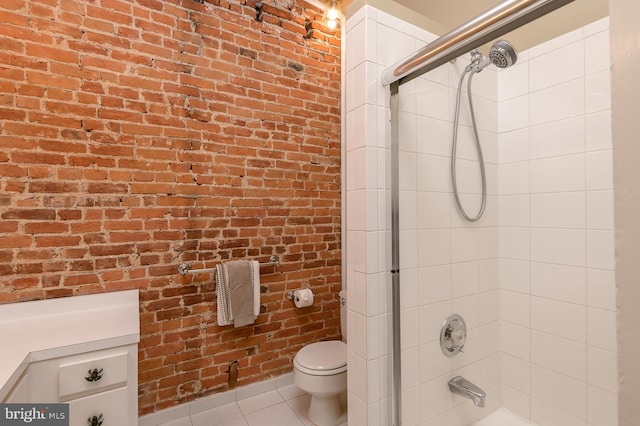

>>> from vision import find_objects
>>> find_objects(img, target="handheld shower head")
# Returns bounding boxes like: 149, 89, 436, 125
471, 40, 518, 72
488, 40, 518, 68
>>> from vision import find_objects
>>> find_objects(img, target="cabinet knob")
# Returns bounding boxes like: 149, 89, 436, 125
88, 414, 103, 426
85, 368, 104, 382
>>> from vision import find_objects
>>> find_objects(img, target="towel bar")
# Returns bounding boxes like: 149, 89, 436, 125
177, 255, 279, 276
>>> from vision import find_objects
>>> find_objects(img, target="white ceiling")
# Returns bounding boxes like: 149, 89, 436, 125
391, 0, 609, 52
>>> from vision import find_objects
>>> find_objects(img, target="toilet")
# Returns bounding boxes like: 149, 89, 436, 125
293, 290, 347, 426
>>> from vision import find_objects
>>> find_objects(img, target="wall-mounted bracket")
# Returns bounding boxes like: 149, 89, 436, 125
255, 1, 263, 21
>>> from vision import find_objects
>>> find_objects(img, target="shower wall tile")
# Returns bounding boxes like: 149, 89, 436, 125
586, 150, 613, 190
480, 130, 499, 165
416, 154, 451, 192
586, 229, 615, 270
420, 340, 453, 383
527, 27, 584, 58
456, 125, 483, 161
530, 399, 586, 426
501, 353, 531, 394
498, 128, 529, 164
530, 78, 585, 125
499, 259, 530, 293
473, 68, 498, 102
530, 154, 585, 193
530, 115, 585, 159
587, 385, 618, 426
529, 41, 585, 92
479, 322, 500, 357
416, 79, 450, 121
417, 192, 451, 229
587, 307, 617, 351
399, 190, 417, 229
417, 229, 452, 267
530, 192, 586, 229
500, 290, 530, 327
500, 321, 531, 361
479, 227, 499, 259
451, 228, 479, 263
530, 262, 586, 305
498, 162, 529, 194
501, 385, 531, 420
585, 110, 612, 151
376, 9, 415, 38
531, 297, 587, 343
586, 268, 616, 311
375, 22, 415, 67
531, 331, 587, 381
587, 346, 618, 393
498, 227, 530, 260
498, 95, 529, 132
495, 20, 615, 423
453, 158, 484, 195
451, 294, 480, 330
398, 79, 417, 113
585, 69, 611, 113
499, 195, 530, 227
416, 115, 450, 156
417, 265, 452, 305
346, 18, 376, 71
585, 29, 610, 75
399, 111, 417, 152
530, 365, 587, 420
478, 291, 500, 325
452, 261, 479, 298
477, 262, 498, 288
498, 61, 529, 102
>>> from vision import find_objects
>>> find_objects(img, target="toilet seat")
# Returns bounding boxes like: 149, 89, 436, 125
294, 340, 347, 376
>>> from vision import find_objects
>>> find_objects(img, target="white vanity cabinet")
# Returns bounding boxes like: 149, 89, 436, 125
0, 290, 140, 426
24, 345, 138, 426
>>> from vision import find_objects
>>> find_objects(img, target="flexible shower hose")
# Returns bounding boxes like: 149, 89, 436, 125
451, 67, 487, 222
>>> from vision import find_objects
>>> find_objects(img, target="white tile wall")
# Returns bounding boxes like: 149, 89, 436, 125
497, 17, 616, 426
346, 6, 615, 426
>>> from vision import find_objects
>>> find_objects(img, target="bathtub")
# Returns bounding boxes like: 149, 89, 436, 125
474, 408, 538, 426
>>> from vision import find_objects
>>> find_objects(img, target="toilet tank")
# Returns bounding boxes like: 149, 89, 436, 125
339, 290, 346, 342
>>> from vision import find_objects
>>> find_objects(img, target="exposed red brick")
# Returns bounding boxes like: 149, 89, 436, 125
1, 0, 341, 417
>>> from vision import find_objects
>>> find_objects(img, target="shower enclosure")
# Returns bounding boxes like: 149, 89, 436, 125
344, 1, 615, 425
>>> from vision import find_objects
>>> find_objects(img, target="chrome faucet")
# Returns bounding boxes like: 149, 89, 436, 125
448, 376, 486, 407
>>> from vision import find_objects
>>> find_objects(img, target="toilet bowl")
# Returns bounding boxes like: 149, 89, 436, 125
293, 290, 347, 426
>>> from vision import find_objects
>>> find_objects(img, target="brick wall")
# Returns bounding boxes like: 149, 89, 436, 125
0, 0, 341, 415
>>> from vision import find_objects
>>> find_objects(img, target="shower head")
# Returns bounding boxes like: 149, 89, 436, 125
488, 40, 518, 68
472, 40, 518, 72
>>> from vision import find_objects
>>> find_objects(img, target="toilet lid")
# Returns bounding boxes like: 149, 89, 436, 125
294, 341, 347, 376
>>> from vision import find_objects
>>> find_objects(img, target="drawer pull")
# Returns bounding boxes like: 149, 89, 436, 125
88, 414, 103, 426
85, 368, 104, 382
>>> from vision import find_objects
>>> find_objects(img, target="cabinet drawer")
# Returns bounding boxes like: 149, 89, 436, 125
69, 386, 128, 426
59, 351, 128, 399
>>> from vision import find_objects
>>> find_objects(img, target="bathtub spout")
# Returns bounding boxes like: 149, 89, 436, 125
448, 376, 486, 407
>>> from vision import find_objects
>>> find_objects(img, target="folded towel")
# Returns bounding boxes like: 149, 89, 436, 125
216, 260, 260, 327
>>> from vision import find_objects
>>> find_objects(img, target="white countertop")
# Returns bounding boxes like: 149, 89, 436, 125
0, 290, 140, 400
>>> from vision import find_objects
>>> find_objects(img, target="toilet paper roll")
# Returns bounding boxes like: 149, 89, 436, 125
293, 288, 314, 308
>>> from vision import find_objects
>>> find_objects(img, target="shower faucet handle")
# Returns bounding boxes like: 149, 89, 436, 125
440, 314, 467, 357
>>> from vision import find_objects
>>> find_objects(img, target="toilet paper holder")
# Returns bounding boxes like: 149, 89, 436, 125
286, 288, 313, 307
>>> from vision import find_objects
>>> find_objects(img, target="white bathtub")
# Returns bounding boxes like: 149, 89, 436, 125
474, 408, 538, 426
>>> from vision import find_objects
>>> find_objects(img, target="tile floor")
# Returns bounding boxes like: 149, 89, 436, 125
144, 381, 347, 426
